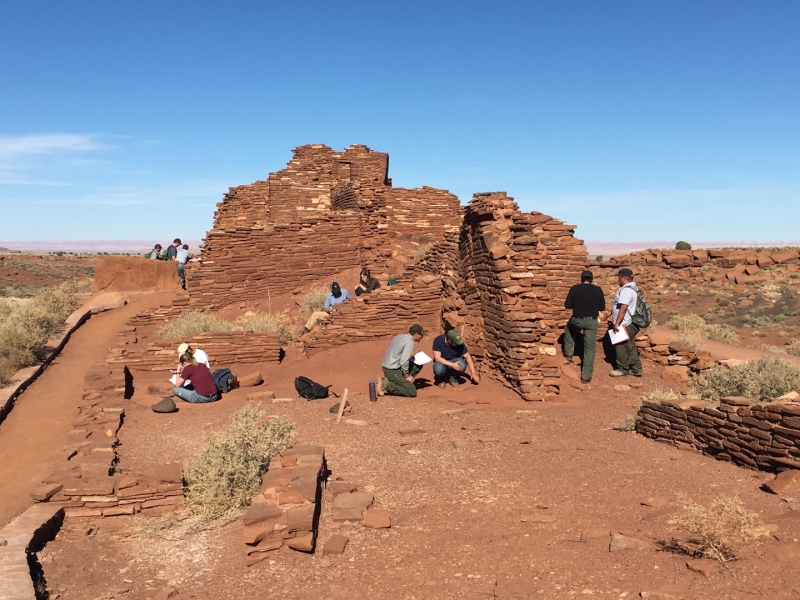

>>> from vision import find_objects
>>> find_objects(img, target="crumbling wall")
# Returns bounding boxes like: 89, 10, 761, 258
93, 255, 182, 293
190, 144, 461, 309
444, 192, 587, 400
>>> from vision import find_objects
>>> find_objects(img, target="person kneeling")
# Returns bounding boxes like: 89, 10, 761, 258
432, 330, 479, 388
172, 352, 219, 403
379, 324, 426, 397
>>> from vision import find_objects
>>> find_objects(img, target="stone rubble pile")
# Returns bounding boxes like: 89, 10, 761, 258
637, 395, 800, 472
605, 247, 800, 270
31, 364, 185, 519
108, 331, 282, 370
636, 331, 716, 382
242, 445, 327, 566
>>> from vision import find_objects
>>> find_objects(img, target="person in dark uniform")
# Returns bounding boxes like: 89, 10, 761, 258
563, 270, 606, 384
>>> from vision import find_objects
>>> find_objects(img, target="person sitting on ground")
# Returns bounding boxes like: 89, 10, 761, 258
303, 281, 352, 333
177, 342, 210, 369
145, 243, 163, 260
432, 329, 480, 388
172, 351, 219, 403
167, 238, 181, 261
354, 268, 381, 296
609, 268, 643, 378
176, 244, 192, 289
379, 324, 426, 397
563, 269, 606, 384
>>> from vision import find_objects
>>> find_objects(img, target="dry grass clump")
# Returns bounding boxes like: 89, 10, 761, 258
234, 312, 294, 345
642, 388, 683, 402
0, 280, 86, 385
412, 242, 435, 260
666, 313, 739, 345
673, 495, 760, 562
157, 310, 235, 338
694, 358, 800, 402
184, 404, 293, 521
298, 286, 328, 316
786, 339, 800, 357
612, 414, 638, 432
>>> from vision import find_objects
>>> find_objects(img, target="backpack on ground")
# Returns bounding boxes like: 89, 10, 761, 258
294, 376, 330, 400
631, 289, 653, 329
212, 368, 238, 394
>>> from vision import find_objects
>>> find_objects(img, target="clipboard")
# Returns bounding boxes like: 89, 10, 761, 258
608, 326, 630, 345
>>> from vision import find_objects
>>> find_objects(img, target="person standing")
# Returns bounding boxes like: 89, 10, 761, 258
176, 244, 192, 289
563, 270, 605, 384
609, 268, 643, 378
145, 243, 163, 260
379, 324, 426, 397
303, 282, 352, 333
432, 329, 479, 387
167, 238, 181, 261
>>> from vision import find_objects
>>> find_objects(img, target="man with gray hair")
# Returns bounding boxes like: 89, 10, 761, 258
563, 269, 605, 384
609, 268, 642, 377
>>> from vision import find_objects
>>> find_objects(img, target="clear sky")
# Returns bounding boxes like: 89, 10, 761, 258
1, 1, 798, 243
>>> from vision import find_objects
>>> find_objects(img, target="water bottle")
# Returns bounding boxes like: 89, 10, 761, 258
368, 380, 377, 402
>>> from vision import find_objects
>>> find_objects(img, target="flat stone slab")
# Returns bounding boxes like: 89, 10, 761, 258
322, 534, 349, 555
333, 492, 374, 510
363, 509, 391, 528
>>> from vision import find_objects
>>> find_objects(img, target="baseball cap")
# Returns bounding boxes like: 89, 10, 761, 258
177, 342, 190, 356
446, 330, 464, 345
409, 324, 426, 336
618, 268, 634, 278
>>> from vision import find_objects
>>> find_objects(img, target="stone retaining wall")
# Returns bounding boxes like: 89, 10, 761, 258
637, 396, 800, 472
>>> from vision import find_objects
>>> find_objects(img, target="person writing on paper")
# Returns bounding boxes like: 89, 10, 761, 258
302, 281, 352, 333
563, 270, 606, 384
432, 329, 479, 388
378, 324, 426, 397
176, 343, 210, 370
172, 352, 219, 403
354, 268, 381, 296
609, 268, 643, 378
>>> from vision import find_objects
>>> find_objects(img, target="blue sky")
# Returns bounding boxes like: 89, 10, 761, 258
1, 1, 798, 242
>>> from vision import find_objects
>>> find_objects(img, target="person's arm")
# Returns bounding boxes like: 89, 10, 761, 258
613, 305, 628, 332
323, 294, 333, 310
399, 338, 414, 379
174, 365, 188, 386
564, 287, 574, 310
464, 352, 479, 382
597, 288, 606, 312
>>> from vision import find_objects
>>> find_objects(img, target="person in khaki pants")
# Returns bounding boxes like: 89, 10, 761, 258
563, 270, 606, 384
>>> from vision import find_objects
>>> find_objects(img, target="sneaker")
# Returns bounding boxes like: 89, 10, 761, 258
632, 372, 643, 378
581, 378, 591, 384
449, 379, 460, 388
609, 370, 629, 378
436, 382, 447, 389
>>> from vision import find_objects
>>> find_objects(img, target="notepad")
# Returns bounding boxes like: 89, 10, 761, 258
608, 326, 630, 345
413, 351, 432, 365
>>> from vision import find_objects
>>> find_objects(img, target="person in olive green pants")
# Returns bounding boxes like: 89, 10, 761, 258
563, 270, 606, 383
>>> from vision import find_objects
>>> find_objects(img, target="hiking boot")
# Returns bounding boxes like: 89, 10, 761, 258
581, 378, 591, 384
448, 378, 460, 388
632, 372, 643, 378
564, 355, 574, 364
152, 397, 177, 413
609, 370, 629, 378
436, 381, 447, 389
377, 377, 387, 396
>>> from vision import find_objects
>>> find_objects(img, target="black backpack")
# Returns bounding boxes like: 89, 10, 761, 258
212, 368, 237, 394
294, 376, 330, 400
631, 289, 653, 329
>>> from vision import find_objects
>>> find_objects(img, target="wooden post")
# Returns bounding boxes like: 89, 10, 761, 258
336, 388, 349, 423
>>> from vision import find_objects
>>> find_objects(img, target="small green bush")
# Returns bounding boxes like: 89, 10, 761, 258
666, 313, 739, 345
184, 404, 293, 520
675, 241, 692, 250
694, 358, 800, 401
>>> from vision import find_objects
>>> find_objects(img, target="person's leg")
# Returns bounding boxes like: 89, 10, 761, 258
625, 324, 642, 375
305, 311, 330, 331
355, 286, 365, 296
450, 358, 467, 384
563, 318, 576, 360
578, 318, 598, 381
173, 386, 203, 403
432, 362, 448, 384
177, 263, 185, 286
382, 367, 417, 397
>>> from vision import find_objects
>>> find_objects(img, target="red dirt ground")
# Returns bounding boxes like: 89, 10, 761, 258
0, 252, 95, 294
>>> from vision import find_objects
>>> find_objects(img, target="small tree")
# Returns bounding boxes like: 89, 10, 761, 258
595, 255, 603, 262
675, 241, 692, 250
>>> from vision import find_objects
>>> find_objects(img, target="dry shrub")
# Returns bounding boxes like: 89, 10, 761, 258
642, 388, 683, 403
613, 414, 638, 432
674, 495, 760, 562
234, 312, 294, 345
0, 280, 84, 385
298, 286, 328, 317
666, 313, 739, 345
694, 358, 800, 401
412, 242, 435, 260
787, 339, 800, 357
156, 310, 234, 339
184, 404, 293, 520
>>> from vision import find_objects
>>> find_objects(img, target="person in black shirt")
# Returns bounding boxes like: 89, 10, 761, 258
563, 270, 606, 384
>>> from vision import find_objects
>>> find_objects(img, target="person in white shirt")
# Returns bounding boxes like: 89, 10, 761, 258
177, 342, 210, 369
608, 268, 643, 378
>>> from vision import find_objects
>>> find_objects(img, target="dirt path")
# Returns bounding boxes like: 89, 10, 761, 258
0, 293, 175, 527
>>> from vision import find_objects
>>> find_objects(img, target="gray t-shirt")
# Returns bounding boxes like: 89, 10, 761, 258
176, 248, 192, 264
382, 333, 415, 374
612, 283, 638, 327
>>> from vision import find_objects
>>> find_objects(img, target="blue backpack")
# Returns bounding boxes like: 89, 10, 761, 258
211, 368, 237, 393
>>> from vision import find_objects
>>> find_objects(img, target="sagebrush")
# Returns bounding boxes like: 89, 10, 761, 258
412, 242, 435, 260
156, 310, 234, 339
613, 414, 638, 432
666, 313, 739, 345
234, 312, 294, 345
673, 495, 760, 562
693, 358, 800, 401
184, 404, 293, 520
785, 339, 800, 357
0, 279, 87, 385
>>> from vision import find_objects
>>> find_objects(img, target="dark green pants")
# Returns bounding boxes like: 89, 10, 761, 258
563, 316, 599, 380
383, 363, 422, 397
615, 323, 642, 375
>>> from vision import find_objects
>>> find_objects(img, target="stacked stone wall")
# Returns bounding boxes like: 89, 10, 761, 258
637, 396, 800, 472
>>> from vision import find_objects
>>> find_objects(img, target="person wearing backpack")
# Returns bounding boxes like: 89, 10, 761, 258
609, 268, 643, 378
171, 351, 219, 403
563, 270, 606, 384
144, 243, 163, 260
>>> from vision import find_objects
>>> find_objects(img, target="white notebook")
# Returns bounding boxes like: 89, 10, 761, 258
608, 327, 630, 345
413, 351, 433, 365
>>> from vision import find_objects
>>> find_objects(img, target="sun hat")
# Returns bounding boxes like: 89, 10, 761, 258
177, 342, 190, 356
